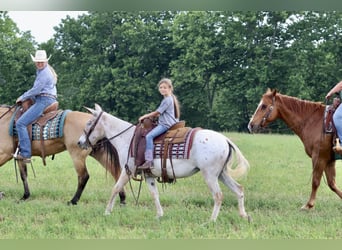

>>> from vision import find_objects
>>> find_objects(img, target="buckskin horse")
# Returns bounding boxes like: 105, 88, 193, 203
0, 104, 126, 205
77, 103, 251, 222
248, 88, 342, 210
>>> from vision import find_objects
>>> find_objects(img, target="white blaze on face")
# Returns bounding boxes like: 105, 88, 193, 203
248, 100, 263, 130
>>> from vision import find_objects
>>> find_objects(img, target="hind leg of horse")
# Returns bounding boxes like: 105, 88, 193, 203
200, 171, 223, 221
219, 173, 249, 220
18, 161, 30, 200
105, 171, 130, 215
301, 160, 324, 210
324, 161, 342, 199
145, 175, 163, 218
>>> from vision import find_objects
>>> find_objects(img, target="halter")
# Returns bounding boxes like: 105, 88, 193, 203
83, 111, 104, 147
260, 95, 275, 127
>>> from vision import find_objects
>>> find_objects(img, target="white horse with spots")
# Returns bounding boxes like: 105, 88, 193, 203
78, 104, 251, 222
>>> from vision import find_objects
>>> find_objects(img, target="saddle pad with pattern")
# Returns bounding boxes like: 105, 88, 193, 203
9, 110, 70, 140
153, 127, 201, 159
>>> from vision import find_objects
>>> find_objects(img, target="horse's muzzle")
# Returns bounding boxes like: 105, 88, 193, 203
77, 137, 89, 150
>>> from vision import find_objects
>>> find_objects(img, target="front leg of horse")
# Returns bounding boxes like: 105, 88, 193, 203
145, 176, 163, 219
68, 172, 90, 205
18, 162, 30, 200
105, 171, 130, 215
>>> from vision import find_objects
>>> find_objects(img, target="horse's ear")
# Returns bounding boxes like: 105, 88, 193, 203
271, 89, 278, 96
94, 103, 102, 112
83, 106, 96, 114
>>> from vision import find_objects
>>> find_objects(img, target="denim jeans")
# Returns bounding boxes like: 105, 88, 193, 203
16, 96, 56, 158
145, 124, 168, 151
334, 104, 342, 141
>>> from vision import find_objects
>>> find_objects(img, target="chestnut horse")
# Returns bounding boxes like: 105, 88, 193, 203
0, 104, 126, 205
248, 89, 342, 210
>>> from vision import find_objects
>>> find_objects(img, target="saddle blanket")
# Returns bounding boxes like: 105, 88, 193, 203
153, 128, 199, 159
9, 110, 70, 140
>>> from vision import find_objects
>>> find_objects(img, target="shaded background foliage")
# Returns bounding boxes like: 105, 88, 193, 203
1, 11, 342, 132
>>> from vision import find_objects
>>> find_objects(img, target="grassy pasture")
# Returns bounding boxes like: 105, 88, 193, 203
0, 132, 342, 239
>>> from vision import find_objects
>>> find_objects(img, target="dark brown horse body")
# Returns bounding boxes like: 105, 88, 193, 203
248, 89, 342, 210
0, 105, 125, 205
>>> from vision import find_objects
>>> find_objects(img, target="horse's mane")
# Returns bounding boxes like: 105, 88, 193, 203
90, 138, 121, 178
277, 93, 325, 115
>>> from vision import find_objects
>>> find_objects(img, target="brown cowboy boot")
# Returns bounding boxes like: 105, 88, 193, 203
137, 161, 153, 170
137, 149, 154, 170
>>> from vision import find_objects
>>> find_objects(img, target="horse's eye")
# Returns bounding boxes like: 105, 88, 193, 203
261, 104, 267, 110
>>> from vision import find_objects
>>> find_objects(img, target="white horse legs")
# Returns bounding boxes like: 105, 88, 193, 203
105, 171, 130, 215
145, 176, 164, 218
219, 173, 248, 219
202, 170, 249, 222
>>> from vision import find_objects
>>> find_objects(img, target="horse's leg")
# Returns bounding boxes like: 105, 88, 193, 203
324, 161, 342, 198
18, 161, 30, 200
219, 172, 249, 220
105, 170, 130, 215
200, 171, 223, 222
145, 175, 163, 218
301, 158, 324, 210
68, 156, 89, 205
90, 149, 126, 205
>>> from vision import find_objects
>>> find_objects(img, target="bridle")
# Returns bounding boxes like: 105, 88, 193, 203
83, 111, 104, 148
260, 95, 275, 127
83, 110, 135, 149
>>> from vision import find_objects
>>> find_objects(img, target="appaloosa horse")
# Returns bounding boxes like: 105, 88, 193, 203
248, 88, 342, 210
78, 104, 251, 222
0, 104, 125, 205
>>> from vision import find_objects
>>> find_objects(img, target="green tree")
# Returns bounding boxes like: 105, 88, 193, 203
0, 11, 35, 104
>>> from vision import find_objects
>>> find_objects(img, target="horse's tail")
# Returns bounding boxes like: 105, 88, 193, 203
224, 138, 250, 180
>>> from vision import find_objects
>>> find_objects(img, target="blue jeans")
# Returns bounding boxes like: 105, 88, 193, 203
16, 96, 56, 158
145, 124, 168, 151
334, 104, 342, 141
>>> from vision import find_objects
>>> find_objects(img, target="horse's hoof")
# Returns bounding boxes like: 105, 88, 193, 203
0, 192, 4, 200
67, 201, 77, 206
300, 204, 313, 211
247, 215, 253, 223
104, 210, 111, 216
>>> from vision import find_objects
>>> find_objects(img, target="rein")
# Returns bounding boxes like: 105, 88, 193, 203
0, 104, 16, 119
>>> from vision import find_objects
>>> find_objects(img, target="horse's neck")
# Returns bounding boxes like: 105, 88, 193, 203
277, 95, 323, 138
103, 113, 135, 157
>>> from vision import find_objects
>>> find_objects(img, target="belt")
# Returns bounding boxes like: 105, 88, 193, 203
40, 93, 57, 99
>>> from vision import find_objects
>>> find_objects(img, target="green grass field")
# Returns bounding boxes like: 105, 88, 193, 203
0, 132, 342, 239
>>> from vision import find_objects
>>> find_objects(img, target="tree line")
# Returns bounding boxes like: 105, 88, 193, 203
1, 11, 342, 132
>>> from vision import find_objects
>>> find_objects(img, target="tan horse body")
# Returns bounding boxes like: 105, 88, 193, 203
0, 105, 125, 204
248, 89, 342, 210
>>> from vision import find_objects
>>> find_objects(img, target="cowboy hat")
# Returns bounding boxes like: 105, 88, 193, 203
30, 50, 51, 62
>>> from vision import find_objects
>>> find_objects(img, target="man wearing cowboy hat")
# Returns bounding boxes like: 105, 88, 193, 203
13, 50, 58, 163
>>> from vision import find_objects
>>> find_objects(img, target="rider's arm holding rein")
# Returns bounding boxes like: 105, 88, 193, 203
139, 111, 160, 123
326, 81, 342, 99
